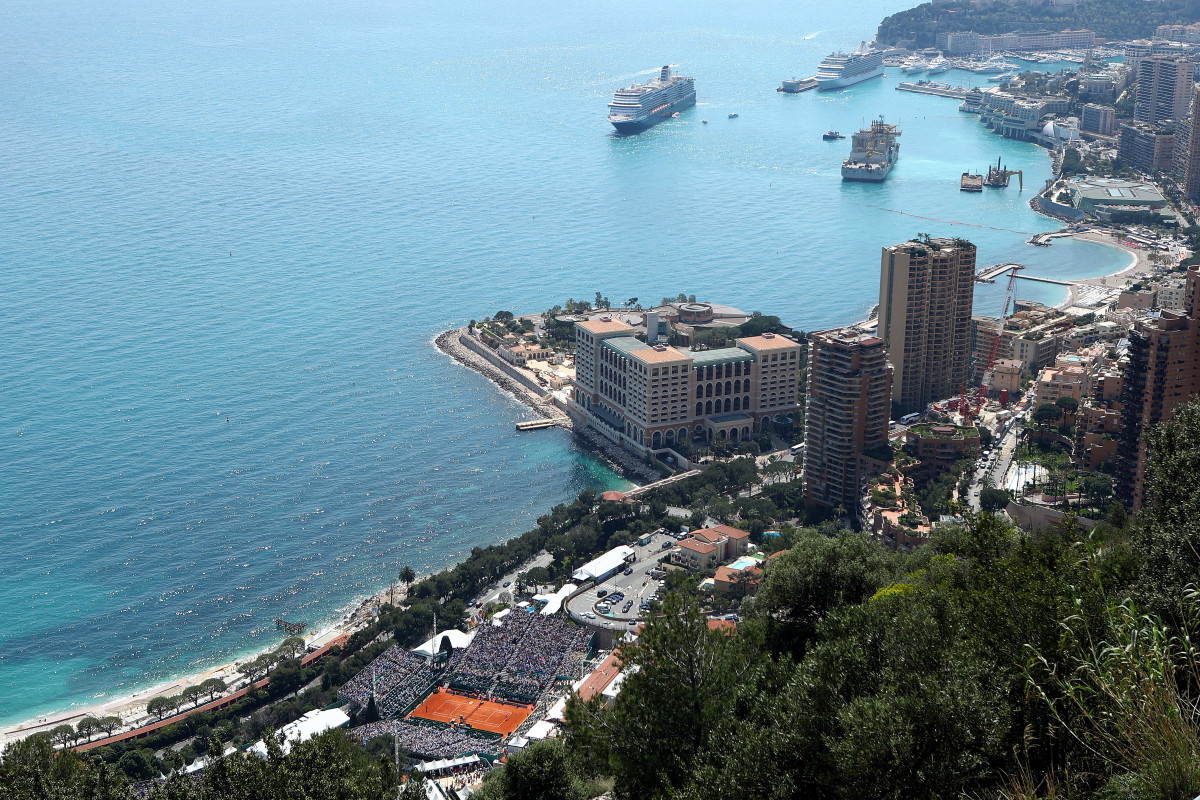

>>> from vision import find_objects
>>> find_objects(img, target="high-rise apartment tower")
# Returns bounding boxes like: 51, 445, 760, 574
803, 327, 893, 516
878, 237, 977, 415
1133, 56, 1194, 124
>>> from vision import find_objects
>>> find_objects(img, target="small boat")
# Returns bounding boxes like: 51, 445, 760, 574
822, 130, 845, 141
671, 112, 680, 118
988, 72, 1018, 83
728, 112, 738, 118
702, 119, 708, 124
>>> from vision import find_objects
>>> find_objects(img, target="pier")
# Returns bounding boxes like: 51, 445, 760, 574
895, 81, 969, 100
516, 419, 557, 431
1017, 274, 1072, 286
975, 263, 1023, 284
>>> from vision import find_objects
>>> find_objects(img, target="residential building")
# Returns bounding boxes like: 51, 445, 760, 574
1175, 87, 1200, 200
1081, 104, 1116, 137
878, 237, 976, 414
1118, 123, 1176, 173
804, 327, 893, 516
1035, 365, 1088, 405
670, 525, 751, 572
570, 317, 802, 453
1156, 23, 1200, 44
1133, 57, 1193, 124
673, 538, 718, 572
714, 562, 763, 596
1115, 266, 1200, 508
991, 358, 1024, 397
903, 423, 981, 476
499, 342, 554, 366
1158, 278, 1189, 310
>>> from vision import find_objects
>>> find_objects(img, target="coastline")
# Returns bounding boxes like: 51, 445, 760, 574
1044, 229, 1156, 310
433, 327, 658, 483
2, 327, 650, 747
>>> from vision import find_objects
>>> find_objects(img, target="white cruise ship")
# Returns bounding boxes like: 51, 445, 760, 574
607, 66, 697, 134
815, 42, 884, 91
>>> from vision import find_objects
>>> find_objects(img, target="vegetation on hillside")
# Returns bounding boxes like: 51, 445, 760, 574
8, 398, 1200, 799
877, 0, 1200, 48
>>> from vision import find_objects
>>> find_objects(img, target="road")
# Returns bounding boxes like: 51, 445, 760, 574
965, 392, 1033, 511
467, 551, 554, 623
564, 531, 678, 631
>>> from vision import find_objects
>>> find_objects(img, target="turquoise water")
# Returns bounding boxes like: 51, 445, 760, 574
0, 0, 1128, 727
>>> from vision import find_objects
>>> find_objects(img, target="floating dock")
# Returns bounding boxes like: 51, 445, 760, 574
895, 81, 970, 100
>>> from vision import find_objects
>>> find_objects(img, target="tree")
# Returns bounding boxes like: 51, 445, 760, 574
475, 738, 588, 800
75, 716, 99, 742
567, 593, 755, 798
268, 657, 305, 699
363, 696, 381, 725
277, 636, 306, 660
117, 749, 155, 781
48, 724, 76, 749
146, 696, 174, 721
1055, 396, 1080, 415
400, 565, 416, 595
979, 487, 1010, 513
198, 677, 227, 702
181, 685, 205, 709
97, 715, 123, 736
1033, 403, 1063, 427
1134, 397, 1200, 615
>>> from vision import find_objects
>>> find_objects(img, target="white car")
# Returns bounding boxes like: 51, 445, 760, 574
584, 612, 596, 619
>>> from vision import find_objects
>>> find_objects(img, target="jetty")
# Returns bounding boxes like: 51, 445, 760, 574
975, 262, 1024, 284
516, 419, 557, 431
895, 81, 970, 100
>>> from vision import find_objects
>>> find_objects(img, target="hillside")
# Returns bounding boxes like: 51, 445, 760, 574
877, 0, 1200, 48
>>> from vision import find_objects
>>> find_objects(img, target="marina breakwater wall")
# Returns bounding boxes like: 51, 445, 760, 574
1032, 194, 1087, 224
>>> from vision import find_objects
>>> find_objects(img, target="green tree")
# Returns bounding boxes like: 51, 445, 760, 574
979, 487, 1010, 513
181, 685, 205, 708
475, 739, 588, 800
117, 749, 155, 781
198, 677, 227, 702
1055, 396, 1080, 415
277, 636, 306, 660
75, 716, 99, 742
567, 593, 754, 797
750, 529, 901, 658
400, 565, 416, 594
1133, 397, 1200, 615
48, 725, 76, 749
146, 696, 174, 721
97, 715, 123, 736
1033, 403, 1063, 427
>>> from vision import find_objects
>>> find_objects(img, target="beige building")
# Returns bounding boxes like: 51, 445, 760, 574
1133, 56, 1194, 124
499, 342, 554, 366
1035, 365, 1088, 405
804, 327, 893, 516
991, 358, 1024, 396
879, 238, 976, 414
571, 317, 802, 453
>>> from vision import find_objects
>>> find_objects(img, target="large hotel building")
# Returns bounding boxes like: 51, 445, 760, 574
570, 317, 802, 452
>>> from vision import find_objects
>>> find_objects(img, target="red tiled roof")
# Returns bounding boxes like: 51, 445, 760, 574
577, 651, 623, 702
679, 539, 716, 554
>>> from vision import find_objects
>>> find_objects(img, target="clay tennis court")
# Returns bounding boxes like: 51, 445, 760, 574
408, 689, 532, 736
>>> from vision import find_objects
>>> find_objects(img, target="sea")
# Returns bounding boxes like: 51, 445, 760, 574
0, 0, 1130, 729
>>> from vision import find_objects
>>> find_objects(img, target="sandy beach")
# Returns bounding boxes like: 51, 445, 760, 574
1044, 228, 1163, 310
0, 583, 401, 748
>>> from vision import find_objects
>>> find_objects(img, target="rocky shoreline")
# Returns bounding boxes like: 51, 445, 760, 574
433, 328, 659, 483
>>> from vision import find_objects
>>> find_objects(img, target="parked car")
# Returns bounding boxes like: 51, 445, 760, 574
584, 612, 595, 619
623, 567, 634, 575
597, 588, 608, 598
662, 541, 672, 549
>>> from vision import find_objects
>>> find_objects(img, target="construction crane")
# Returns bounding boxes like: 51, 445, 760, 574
974, 264, 1024, 414
984, 156, 1024, 191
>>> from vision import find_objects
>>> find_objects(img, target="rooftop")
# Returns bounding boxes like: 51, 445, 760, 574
737, 333, 800, 351
679, 539, 717, 555
688, 347, 755, 366
630, 345, 690, 365
578, 318, 634, 334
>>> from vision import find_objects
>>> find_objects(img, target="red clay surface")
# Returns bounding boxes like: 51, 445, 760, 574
408, 689, 531, 737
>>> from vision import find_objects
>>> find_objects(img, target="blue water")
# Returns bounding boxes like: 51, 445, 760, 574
0, 0, 1129, 727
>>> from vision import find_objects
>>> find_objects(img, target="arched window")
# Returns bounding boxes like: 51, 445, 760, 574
733, 397, 741, 411
742, 426, 751, 441
724, 398, 732, 413
679, 427, 688, 442
705, 365, 713, 380
714, 382, 722, 396
705, 401, 713, 415
743, 395, 750, 409
705, 384, 712, 398
666, 430, 675, 446
734, 379, 741, 393
652, 431, 662, 449
696, 402, 703, 416
725, 381, 732, 396
696, 386, 703, 399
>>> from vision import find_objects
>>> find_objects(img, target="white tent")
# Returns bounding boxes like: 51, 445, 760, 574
417, 754, 480, 773
248, 708, 350, 758
533, 584, 577, 616
571, 546, 635, 582
525, 720, 557, 741
413, 629, 475, 659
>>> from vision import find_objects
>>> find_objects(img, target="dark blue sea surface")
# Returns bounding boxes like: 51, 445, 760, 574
0, 0, 1127, 726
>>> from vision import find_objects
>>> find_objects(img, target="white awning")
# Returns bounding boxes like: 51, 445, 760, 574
571, 546, 635, 582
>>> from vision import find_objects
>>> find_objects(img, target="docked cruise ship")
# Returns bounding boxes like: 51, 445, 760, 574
841, 118, 901, 182
607, 66, 696, 134
815, 43, 884, 90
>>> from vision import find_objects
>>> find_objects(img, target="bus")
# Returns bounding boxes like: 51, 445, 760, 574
899, 413, 921, 425
789, 443, 805, 455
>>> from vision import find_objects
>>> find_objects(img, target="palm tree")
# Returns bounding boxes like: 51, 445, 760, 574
400, 565, 416, 597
